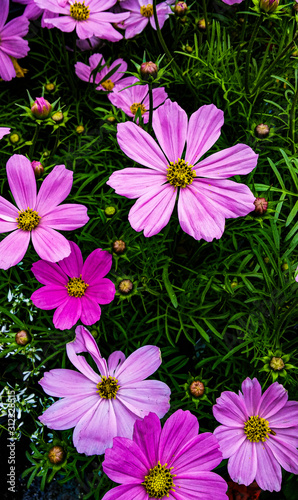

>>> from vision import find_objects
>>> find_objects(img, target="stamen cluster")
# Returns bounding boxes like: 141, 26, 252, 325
244, 415, 272, 443
140, 4, 153, 17
130, 102, 147, 116
142, 461, 176, 498
166, 158, 196, 188
96, 376, 120, 399
70, 1, 90, 20
101, 79, 115, 91
66, 275, 89, 297
16, 208, 41, 231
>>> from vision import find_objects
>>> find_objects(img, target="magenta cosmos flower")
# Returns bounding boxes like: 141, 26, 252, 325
107, 99, 258, 240
35, 0, 130, 41
75, 53, 127, 91
0, 0, 30, 81
213, 377, 298, 492
31, 241, 115, 330
0, 127, 10, 140
121, 0, 173, 39
39, 325, 171, 455
108, 76, 168, 123
0, 155, 88, 270
102, 409, 228, 500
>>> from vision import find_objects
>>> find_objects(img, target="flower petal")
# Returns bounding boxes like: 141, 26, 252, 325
118, 380, 170, 418
36, 165, 73, 216
0, 50, 15, 80
82, 249, 112, 283
58, 241, 83, 278
0, 230, 30, 270
0, 0, 9, 30
228, 440, 257, 486
39, 369, 97, 397
38, 394, 99, 430
6, 154, 36, 210
0, 196, 18, 222
213, 425, 247, 459
159, 410, 199, 466
170, 432, 223, 473
194, 144, 258, 178
31, 226, 71, 262
174, 471, 228, 500
255, 441, 282, 492
115, 345, 162, 383
80, 295, 101, 324
241, 377, 262, 416
41, 203, 89, 230
53, 296, 81, 330
103, 435, 149, 483
257, 382, 288, 419
266, 436, 298, 474
107, 168, 166, 200
102, 485, 147, 500
152, 99, 187, 162
107, 351, 126, 377
31, 285, 68, 310
133, 412, 161, 468
85, 278, 115, 304
31, 260, 68, 286
269, 401, 298, 428
213, 390, 248, 426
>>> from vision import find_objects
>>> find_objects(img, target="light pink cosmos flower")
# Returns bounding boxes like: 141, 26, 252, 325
75, 53, 127, 91
38, 325, 171, 455
121, 0, 173, 39
35, 0, 130, 41
0, 0, 30, 81
0, 155, 89, 270
213, 377, 298, 492
0, 127, 10, 140
107, 99, 258, 240
31, 241, 115, 330
102, 410, 228, 500
222, 0, 243, 4
12, 0, 56, 28
108, 76, 168, 123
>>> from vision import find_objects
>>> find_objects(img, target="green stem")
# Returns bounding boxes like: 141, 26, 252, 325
289, 87, 298, 155
29, 123, 40, 159
202, 0, 209, 43
244, 14, 263, 94
49, 127, 61, 161
148, 82, 153, 133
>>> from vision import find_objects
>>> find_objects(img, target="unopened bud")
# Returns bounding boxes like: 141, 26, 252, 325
270, 357, 285, 371
112, 240, 126, 255
51, 111, 64, 124
76, 125, 85, 134
185, 44, 193, 53
31, 97, 52, 119
31, 161, 44, 179
140, 61, 158, 81
260, 0, 279, 14
189, 380, 205, 397
197, 18, 206, 31
118, 279, 133, 295
48, 445, 65, 464
174, 1, 188, 17
15, 330, 31, 346
107, 116, 116, 123
104, 206, 116, 217
90, 329, 98, 338
282, 263, 289, 271
254, 197, 268, 215
45, 83, 56, 92
255, 123, 270, 138
9, 133, 20, 144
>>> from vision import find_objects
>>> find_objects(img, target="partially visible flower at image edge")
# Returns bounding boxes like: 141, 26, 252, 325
295, 265, 298, 282
38, 325, 171, 455
107, 99, 258, 240
213, 377, 298, 492
12, 0, 56, 29
31, 241, 115, 330
121, 0, 174, 39
0, 155, 89, 270
0, 127, 10, 139
102, 409, 228, 499
75, 53, 127, 91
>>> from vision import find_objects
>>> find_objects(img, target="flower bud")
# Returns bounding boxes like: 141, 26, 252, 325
48, 445, 65, 465
254, 197, 268, 215
15, 330, 31, 346
270, 357, 285, 371
118, 279, 134, 295
282, 262, 289, 271
107, 116, 116, 123
260, 0, 279, 13
174, 1, 188, 17
31, 97, 52, 119
51, 111, 64, 124
255, 123, 270, 138
90, 329, 98, 338
189, 380, 205, 397
76, 125, 85, 134
112, 240, 126, 255
31, 161, 44, 179
197, 18, 206, 31
45, 82, 56, 92
9, 133, 20, 144
140, 61, 158, 81
104, 206, 116, 217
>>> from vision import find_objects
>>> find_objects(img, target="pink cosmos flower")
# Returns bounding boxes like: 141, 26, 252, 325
108, 76, 168, 123
121, 0, 173, 39
38, 325, 171, 455
31, 241, 115, 330
12, 0, 56, 28
0, 127, 10, 140
35, 0, 130, 41
295, 266, 298, 282
107, 99, 258, 240
75, 53, 127, 91
221, 0, 243, 4
213, 377, 298, 492
0, 155, 89, 270
102, 409, 228, 500
0, 0, 30, 81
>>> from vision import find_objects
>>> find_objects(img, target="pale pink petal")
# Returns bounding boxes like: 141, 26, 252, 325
0, 220, 17, 233
31, 226, 71, 262
112, 397, 141, 441
269, 401, 298, 428
228, 440, 257, 486
174, 472, 228, 500
85, 278, 116, 304
35, 0, 69, 14
40, 204, 89, 230
213, 425, 246, 459
124, 16, 148, 39
0, 196, 18, 221
0, 230, 30, 270
31, 260, 68, 286
102, 485, 147, 500
115, 345, 162, 383
0, 51, 15, 81
159, 410, 199, 466
241, 377, 262, 415
153, 100, 187, 162
53, 296, 81, 330
117, 380, 170, 418
255, 442, 282, 492
38, 394, 99, 430
80, 295, 101, 324
39, 369, 97, 397
257, 382, 288, 419
128, 183, 176, 237
76, 19, 97, 39
31, 285, 68, 310
117, 122, 167, 172
103, 436, 149, 483
1, 15, 29, 38
6, 155, 36, 210
82, 19, 125, 42
36, 165, 73, 216
47, 16, 77, 32
0, 38, 29, 59
107, 351, 126, 377
213, 390, 248, 426
185, 105, 224, 165
58, 241, 83, 277
266, 436, 298, 474
0, 127, 10, 140
194, 144, 258, 178
107, 168, 166, 199
150, 3, 171, 30
133, 412, 161, 468
82, 249, 112, 283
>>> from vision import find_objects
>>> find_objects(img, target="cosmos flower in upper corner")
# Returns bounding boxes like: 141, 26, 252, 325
0, 0, 30, 81
0, 128, 10, 140
0, 155, 89, 270
75, 53, 127, 91
35, 0, 130, 41
107, 99, 258, 240
213, 377, 298, 492
102, 409, 228, 500
31, 241, 115, 330
38, 325, 171, 455
108, 76, 168, 123
121, 0, 174, 39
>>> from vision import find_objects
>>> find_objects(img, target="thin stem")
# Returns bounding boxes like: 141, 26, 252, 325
29, 123, 40, 159
202, 0, 209, 43
49, 127, 61, 161
289, 87, 298, 155
244, 14, 263, 94
148, 82, 153, 133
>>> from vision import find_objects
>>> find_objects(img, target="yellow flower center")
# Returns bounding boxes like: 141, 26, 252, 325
70, 1, 90, 20
142, 461, 176, 498
16, 208, 41, 231
101, 79, 115, 91
66, 275, 89, 297
166, 158, 196, 188
244, 415, 275, 443
96, 376, 120, 399
130, 102, 147, 115
140, 4, 153, 17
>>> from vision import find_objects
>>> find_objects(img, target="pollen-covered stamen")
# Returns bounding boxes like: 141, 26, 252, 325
140, 4, 153, 17
166, 158, 196, 188
96, 376, 120, 399
70, 1, 90, 20
130, 102, 147, 116
66, 275, 89, 297
101, 79, 115, 91
142, 461, 176, 499
244, 415, 273, 442
16, 208, 41, 231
